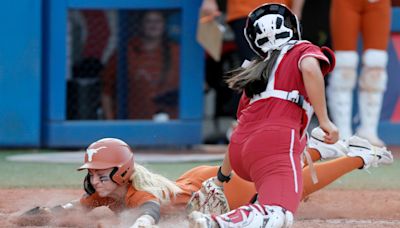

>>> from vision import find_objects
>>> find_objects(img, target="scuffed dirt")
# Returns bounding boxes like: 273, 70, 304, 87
1, 188, 399, 227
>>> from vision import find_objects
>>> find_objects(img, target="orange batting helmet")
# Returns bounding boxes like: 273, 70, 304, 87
78, 138, 134, 185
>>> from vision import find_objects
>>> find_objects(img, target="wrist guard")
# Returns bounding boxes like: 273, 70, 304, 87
217, 167, 232, 183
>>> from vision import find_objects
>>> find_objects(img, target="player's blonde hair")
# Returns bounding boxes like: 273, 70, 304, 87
130, 163, 182, 204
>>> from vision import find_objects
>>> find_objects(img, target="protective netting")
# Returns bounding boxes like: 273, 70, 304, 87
66, 9, 181, 120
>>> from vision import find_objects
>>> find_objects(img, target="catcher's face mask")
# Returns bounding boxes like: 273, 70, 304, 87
244, 3, 301, 58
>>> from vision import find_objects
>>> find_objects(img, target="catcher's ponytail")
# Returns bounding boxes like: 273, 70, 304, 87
225, 50, 281, 97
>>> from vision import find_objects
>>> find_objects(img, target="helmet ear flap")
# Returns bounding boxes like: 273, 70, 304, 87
84, 173, 95, 195
109, 167, 119, 184
110, 158, 134, 185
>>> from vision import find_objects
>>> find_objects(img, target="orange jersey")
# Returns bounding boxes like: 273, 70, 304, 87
226, 0, 292, 22
330, 0, 391, 51
80, 186, 159, 213
102, 38, 180, 120
80, 166, 257, 213
126, 38, 180, 119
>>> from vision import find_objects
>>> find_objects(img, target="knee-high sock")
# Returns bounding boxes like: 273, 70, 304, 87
301, 157, 363, 199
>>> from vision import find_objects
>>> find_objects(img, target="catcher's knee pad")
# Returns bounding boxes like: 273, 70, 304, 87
359, 49, 388, 92
328, 51, 358, 91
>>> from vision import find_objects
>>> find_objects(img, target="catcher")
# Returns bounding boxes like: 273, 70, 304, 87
17, 133, 392, 228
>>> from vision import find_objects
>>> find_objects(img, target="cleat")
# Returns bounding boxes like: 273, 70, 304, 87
347, 136, 393, 169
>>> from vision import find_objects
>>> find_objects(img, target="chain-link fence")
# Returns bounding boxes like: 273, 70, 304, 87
67, 9, 181, 121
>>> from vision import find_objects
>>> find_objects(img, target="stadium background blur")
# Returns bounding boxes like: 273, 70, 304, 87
0, 0, 399, 149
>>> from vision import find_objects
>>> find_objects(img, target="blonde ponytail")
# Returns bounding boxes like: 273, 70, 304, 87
130, 163, 182, 204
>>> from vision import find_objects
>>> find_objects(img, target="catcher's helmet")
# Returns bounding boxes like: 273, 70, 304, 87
78, 138, 134, 185
244, 3, 301, 58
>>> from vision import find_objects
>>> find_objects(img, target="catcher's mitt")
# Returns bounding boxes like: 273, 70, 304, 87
186, 177, 230, 215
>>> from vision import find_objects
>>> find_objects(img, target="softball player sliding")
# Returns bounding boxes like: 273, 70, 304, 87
328, 0, 391, 146
17, 134, 392, 228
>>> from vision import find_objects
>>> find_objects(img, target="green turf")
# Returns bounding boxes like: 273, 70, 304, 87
328, 159, 400, 189
0, 150, 220, 188
0, 150, 399, 190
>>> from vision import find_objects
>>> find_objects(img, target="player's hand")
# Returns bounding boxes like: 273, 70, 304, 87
22, 206, 52, 216
200, 0, 221, 22
319, 121, 339, 144
13, 206, 53, 226
129, 215, 156, 228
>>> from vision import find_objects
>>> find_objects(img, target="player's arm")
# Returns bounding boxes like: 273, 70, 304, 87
21, 199, 81, 215
129, 200, 160, 228
300, 56, 338, 144
215, 151, 233, 186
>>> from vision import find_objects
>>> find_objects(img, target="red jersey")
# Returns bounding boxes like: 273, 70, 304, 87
236, 42, 334, 135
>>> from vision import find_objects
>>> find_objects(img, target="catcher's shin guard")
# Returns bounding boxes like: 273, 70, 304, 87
327, 51, 358, 139
356, 49, 388, 146
189, 204, 294, 228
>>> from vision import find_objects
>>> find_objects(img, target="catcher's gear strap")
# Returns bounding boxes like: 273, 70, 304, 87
84, 173, 95, 195
303, 148, 318, 184
138, 201, 161, 224
251, 89, 311, 112
217, 167, 232, 183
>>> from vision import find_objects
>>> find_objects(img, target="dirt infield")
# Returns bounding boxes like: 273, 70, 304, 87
1, 188, 399, 227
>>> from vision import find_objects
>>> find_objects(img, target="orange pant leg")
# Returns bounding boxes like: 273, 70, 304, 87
223, 173, 257, 209
302, 157, 363, 199
331, 0, 363, 50
176, 156, 363, 209
361, 0, 391, 50
175, 165, 257, 210
331, 0, 391, 51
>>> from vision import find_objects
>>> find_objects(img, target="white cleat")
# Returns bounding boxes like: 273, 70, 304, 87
308, 127, 347, 160
347, 135, 393, 169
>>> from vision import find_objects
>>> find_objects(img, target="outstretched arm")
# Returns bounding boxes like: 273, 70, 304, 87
129, 201, 160, 228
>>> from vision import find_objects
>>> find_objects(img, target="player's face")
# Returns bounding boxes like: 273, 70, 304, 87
88, 168, 118, 197
142, 11, 165, 40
